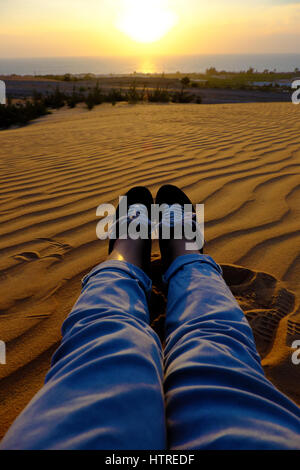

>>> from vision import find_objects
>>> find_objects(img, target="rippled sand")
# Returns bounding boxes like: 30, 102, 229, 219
0, 102, 299, 439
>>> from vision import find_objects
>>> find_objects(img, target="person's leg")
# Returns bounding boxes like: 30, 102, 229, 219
163, 251, 300, 450
1, 189, 166, 450
155, 184, 300, 450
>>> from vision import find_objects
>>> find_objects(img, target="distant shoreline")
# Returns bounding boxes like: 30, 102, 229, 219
1, 53, 300, 76
1, 73, 295, 105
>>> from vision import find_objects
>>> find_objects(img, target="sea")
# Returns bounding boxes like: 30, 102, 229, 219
0, 54, 300, 76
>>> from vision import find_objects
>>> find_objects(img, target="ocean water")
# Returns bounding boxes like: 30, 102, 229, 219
0, 54, 300, 76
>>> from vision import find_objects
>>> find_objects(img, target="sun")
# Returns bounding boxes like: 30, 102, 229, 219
116, 0, 177, 44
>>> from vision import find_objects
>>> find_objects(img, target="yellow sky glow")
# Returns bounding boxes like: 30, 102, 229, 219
0, 1, 300, 58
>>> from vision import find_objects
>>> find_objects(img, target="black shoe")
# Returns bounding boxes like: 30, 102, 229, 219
155, 184, 204, 267
108, 186, 153, 256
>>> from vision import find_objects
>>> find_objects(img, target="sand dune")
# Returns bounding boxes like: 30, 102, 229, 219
0, 102, 300, 439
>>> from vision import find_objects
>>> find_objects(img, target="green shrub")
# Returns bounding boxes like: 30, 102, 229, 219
181, 76, 190, 87
67, 86, 83, 108
127, 82, 140, 104
147, 86, 170, 103
172, 91, 194, 103
0, 100, 49, 129
85, 82, 104, 110
44, 86, 66, 109
106, 88, 125, 104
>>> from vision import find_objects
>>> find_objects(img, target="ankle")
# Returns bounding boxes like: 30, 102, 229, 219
108, 238, 150, 271
161, 238, 201, 270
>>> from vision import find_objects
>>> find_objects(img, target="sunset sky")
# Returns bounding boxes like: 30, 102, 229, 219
1, 0, 300, 58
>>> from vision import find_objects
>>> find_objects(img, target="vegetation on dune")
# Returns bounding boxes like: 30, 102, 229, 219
147, 85, 170, 103
0, 78, 204, 129
1, 66, 297, 128
174, 69, 298, 92
26, 67, 300, 92
126, 82, 140, 104
0, 99, 49, 129
33, 73, 96, 82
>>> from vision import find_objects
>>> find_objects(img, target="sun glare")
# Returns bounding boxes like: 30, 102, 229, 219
117, 0, 177, 44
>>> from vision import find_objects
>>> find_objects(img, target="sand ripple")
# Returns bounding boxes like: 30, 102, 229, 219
0, 102, 300, 438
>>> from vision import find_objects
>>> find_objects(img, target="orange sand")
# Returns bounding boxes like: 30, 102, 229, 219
0, 102, 299, 440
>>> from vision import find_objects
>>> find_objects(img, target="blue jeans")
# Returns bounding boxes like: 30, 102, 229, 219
1, 254, 300, 450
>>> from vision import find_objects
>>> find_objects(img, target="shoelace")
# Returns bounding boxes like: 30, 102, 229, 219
127, 204, 149, 224
160, 204, 186, 227
108, 203, 150, 240
159, 204, 204, 250
159, 204, 198, 228
108, 203, 203, 249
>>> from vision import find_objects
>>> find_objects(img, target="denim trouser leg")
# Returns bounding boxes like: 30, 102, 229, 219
163, 254, 300, 450
0, 261, 166, 450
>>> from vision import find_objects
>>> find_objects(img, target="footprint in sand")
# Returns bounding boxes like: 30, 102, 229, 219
149, 257, 296, 361
13, 251, 41, 261
13, 239, 73, 264
222, 264, 295, 359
